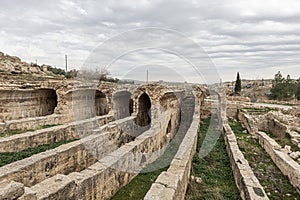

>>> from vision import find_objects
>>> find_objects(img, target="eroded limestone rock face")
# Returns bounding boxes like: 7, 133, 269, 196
0, 51, 43, 75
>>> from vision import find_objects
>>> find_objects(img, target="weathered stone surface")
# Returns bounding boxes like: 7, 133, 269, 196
145, 115, 199, 200
0, 179, 24, 200
0, 52, 43, 75
0, 72, 203, 200
19, 174, 75, 200
223, 123, 268, 200
0, 115, 113, 152
257, 131, 300, 194
0, 116, 136, 187
144, 183, 176, 200
227, 96, 251, 102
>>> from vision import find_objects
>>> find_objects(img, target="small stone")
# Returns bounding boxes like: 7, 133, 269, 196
191, 175, 202, 184
284, 145, 292, 154
289, 151, 300, 159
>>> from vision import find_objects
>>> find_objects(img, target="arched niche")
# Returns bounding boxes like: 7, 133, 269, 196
112, 91, 133, 120
135, 92, 151, 127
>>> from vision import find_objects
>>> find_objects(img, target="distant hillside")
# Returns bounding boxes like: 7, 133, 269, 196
0, 51, 45, 75
0, 51, 78, 81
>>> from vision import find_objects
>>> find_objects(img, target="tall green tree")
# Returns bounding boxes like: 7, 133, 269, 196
234, 72, 241, 94
296, 78, 300, 100
270, 71, 298, 101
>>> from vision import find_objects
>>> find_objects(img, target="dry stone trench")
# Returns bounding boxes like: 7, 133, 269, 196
0, 82, 208, 200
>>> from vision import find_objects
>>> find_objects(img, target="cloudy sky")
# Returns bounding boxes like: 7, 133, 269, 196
1, 0, 300, 83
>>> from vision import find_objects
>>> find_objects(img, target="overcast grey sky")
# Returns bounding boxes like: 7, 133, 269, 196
1, 0, 300, 82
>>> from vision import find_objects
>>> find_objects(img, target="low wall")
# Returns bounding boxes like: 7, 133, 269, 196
144, 115, 199, 200
256, 131, 300, 193
223, 123, 268, 200
237, 110, 258, 134
0, 116, 136, 188
226, 101, 239, 119
19, 115, 178, 199
227, 96, 251, 102
261, 118, 288, 139
0, 115, 113, 152
4, 114, 70, 131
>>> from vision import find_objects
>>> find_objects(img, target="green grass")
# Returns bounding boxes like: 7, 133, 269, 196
229, 119, 300, 200
40, 124, 60, 129
0, 139, 77, 167
111, 166, 168, 200
0, 129, 34, 137
0, 124, 61, 137
185, 117, 241, 200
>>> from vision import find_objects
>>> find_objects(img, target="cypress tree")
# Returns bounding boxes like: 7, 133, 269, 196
234, 72, 241, 94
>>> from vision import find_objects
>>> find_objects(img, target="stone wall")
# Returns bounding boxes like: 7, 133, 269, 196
223, 123, 268, 200
4, 114, 69, 132
227, 96, 251, 102
0, 179, 24, 199
144, 115, 199, 200
227, 101, 240, 119
112, 91, 133, 120
62, 89, 110, 120
0, 116, 137, 188
237, 110, 259, 134
18, 114, 179, 199
237, 110, 289, 138
256, 131, 300, 194
259, 118, 288, 139
0, 89, 57, 122
0, 115, 113, 152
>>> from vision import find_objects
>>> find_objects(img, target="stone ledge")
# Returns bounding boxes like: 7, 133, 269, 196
19, 174, 75, 200
257, 131, 300, 194
0, 115, 113, 152
223, 123, 268, 200
16, 115, 177, 200
0, 179, 24, 200
0, 116, 135, 187
145, 115, 199, 200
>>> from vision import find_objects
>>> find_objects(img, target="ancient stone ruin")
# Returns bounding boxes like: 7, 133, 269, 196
0, 52, 300, 199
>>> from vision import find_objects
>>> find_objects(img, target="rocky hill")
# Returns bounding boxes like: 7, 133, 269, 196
0, 52, 46, 75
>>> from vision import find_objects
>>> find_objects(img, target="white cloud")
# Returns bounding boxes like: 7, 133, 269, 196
0, 0, 300, 82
